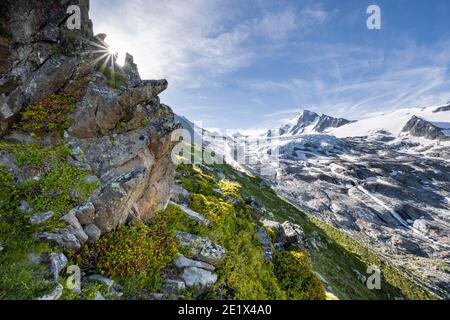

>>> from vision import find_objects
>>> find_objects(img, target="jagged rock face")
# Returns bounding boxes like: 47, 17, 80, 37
401, 116, 447, 140
289, 110, 319, 135
265, 110, 351, 137
313, 114, 351, 133
1, 1, 178, 238
433, 103, 450, 113
0, 0, 93, 134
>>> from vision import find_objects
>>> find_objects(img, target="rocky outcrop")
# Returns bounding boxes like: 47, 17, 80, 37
401, 116, 447, 140
1, 0, 178, 247
288, 110, 320, 135
313, 114, 352, 133
278, 221, 308, 250
0, 0, 93, 134
433, 103, 450, 113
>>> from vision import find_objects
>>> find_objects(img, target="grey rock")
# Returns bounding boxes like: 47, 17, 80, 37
256, 227, 273, 261
163, 279, 186, 295
174, 253, 215, 272
261, 219, 280, 229
181, 267, 218, 288
84, 274, 122, 297
433, 103, 450, 113
313, 114, 352, 133
170, 201, 210, 226
149, 293, 165, 300
73, 202, 96, 226
39, 229, 81, 250
50, 253, 68, 282
29, 211, 55, 224
94, 292, 106, 300
84, 175, 100, 185
37, 284, 63, 301
84, 224, 101, 243
278, 221, 308, 250
170, 184, 191, 204
176, 231, 225, 265
19, 200, 33, 213
389, 235, 427, 257
84, 274, 115, 289
401, 116, 447, 140
30, 211, 55, 224
61, 212, 88, 243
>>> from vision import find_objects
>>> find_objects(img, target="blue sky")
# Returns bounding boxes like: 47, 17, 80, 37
90, 0, 450, 132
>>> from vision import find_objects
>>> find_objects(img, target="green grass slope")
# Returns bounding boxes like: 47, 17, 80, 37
208, 163, 436, 300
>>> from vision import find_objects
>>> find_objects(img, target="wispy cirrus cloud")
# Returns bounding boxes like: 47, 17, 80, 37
91, 0, 328, 88
242, 40, 450, 125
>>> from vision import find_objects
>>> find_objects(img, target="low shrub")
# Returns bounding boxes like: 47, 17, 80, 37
14, 83, 84, 136
273, 249, 326, 300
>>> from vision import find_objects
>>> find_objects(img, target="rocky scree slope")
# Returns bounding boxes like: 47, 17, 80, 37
0, 0, 178, 299
245, 108, 450, 298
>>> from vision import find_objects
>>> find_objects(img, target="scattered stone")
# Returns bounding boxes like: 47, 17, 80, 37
278, 221, 308, 250
163, 279, 186, 295
39, 229, 81, 250
84, 274, 122, 297
0, 243, 4, 252
255, 227, 273, 261
37, 284, 63, 300
19, 200, 33, 213
170, 201, 210, 226
261, 219, 280, 229
174, 253, 215, 272
50, 252, 68, 282
170, 185, 191, 204
61, 212, 88, 243
149, 293, 165, 300
84, 274, 115, 289
73, 202, 96, 225
176, 231, 225, 265
94, 292, 106, 300
274, 243, 284, 251
181, 267, 218, 288
245, 197, 267, 217
29, 211, 55, 224
84, 224, 102, 243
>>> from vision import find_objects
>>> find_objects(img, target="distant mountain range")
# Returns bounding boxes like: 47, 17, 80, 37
176, 102, 450, 298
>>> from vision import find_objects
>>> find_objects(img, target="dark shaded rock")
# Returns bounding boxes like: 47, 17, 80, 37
278, 221, 308, 250
401, 116, 446, 140
313, 114, 352, 133
389, 235, 427, 257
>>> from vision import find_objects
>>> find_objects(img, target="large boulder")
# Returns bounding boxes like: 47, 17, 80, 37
277, 221, 308, 250
181, 267, 218, 289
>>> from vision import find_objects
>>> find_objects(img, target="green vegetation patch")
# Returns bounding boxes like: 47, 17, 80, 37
97, 63, 126, 89
273, 249, 326, 300
172, 164, 324, 300
209, 163, 436, 300
14, 83, 84, 136
0, 142, 99, 299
